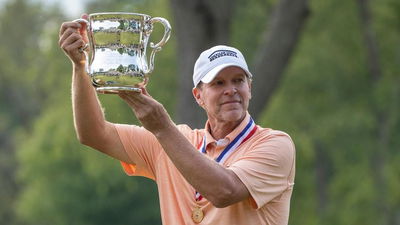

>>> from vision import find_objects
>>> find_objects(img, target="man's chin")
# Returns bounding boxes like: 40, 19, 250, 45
221, 110, 245, 122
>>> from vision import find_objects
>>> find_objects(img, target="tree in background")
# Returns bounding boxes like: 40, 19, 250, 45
0, 0, 59, 224
261, 0, 400, 224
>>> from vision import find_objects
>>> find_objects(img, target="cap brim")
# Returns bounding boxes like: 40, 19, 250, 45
200, 63, 252, 84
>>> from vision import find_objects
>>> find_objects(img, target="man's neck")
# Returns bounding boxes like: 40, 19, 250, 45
208, 116, 245, 140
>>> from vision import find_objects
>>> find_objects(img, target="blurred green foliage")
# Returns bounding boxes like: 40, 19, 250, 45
0, 0, 398, 224
260, 0, 400, 224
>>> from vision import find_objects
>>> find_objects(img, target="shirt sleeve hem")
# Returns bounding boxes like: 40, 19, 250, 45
228, 167, 263, 209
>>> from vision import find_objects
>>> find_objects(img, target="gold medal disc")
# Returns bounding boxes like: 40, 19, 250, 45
191, 206, 204, 223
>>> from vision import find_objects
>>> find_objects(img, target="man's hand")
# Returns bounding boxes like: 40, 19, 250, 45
58, 14, 89, 66
118, 88, 174, 135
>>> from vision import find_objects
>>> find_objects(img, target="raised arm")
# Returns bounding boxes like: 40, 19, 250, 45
58, 17, 132, 164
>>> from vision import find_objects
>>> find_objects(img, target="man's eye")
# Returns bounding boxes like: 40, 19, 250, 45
235, 78, 244, 83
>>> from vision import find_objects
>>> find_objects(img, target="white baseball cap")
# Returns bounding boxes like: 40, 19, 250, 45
192, 45, 252, 87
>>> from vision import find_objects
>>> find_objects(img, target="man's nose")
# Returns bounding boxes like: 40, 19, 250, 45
223, 84, 238, 95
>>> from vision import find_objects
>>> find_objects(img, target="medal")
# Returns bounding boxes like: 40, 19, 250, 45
192, 206, 204, 223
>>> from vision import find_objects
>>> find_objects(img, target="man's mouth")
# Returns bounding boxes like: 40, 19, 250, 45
221, 100, 241, 105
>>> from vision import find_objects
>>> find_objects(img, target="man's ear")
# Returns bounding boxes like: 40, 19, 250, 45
192, 87, 203, 106
248, 78, 252, 100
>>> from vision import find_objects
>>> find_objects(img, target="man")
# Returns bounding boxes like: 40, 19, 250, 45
59, 18, 295, 225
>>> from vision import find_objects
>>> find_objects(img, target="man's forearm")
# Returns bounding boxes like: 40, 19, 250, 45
154, 125, 250, 208
71, 64, 107, 144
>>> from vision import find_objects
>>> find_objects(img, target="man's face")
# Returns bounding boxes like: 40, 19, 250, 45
193, 66, 252, 123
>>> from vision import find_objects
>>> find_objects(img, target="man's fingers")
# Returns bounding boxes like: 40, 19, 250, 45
60, 32, 85, 52
58, 27, 79, 47
81, 14, 89, 20
141, 88, 152, 97
62, 39, 85, 54
59, 21, 81, 38
118, 90, 151, 108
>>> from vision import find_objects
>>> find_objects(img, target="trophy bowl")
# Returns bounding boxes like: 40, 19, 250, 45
76, 12, 171, 93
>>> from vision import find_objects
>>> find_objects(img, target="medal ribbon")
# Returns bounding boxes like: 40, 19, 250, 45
195, 117, 257, 201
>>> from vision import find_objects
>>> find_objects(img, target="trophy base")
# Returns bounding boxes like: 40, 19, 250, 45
95, 87, 141, 94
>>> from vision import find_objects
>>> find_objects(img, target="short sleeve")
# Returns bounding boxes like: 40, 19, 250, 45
114, 123, 163, 180
228, 131, 295, 209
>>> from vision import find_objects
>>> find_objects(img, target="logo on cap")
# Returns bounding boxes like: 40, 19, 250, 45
208, 50, 238, 62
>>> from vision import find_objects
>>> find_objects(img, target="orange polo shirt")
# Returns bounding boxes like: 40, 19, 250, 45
115, 113, 295, 225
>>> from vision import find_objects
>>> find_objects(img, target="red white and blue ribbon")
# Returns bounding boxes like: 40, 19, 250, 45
195, 117, 257, 201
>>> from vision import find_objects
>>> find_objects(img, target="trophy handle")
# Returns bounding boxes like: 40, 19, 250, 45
146, 17, 171, 74
72, 18, 94, 70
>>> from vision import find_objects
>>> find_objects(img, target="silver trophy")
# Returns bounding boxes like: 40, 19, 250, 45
75, 12, 171, 93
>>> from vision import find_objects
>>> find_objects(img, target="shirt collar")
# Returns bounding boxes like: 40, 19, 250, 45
203, 112, 251, 147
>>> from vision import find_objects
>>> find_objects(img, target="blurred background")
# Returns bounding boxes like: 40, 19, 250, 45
0, 0, 399, 224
